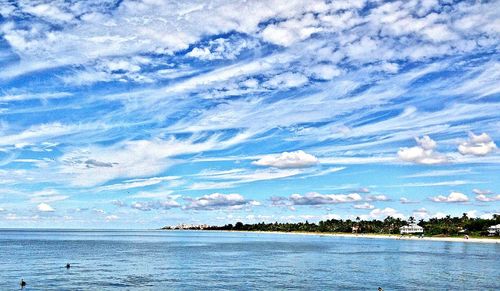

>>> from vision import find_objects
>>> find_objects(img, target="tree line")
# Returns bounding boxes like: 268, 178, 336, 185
201, 214, 499, 237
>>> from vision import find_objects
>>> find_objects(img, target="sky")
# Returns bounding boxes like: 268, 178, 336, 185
0, 0, 498, 229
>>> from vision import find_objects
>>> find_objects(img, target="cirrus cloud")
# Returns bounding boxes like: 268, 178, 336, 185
130, 199, 181, 211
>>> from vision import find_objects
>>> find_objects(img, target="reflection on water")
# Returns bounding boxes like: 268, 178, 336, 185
0, 229, 498, 290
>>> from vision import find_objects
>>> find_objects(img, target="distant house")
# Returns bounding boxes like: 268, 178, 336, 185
352, 225, 360, 234
399, 223, 424, 234
487, 224, 500, 236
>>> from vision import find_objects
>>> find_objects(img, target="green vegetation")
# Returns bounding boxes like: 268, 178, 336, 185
203, 214, 500, 237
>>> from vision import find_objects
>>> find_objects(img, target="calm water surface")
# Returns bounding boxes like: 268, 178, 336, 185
0, 229, 498, 290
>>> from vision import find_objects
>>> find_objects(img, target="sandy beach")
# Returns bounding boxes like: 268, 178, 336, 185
211, 230, 500, 244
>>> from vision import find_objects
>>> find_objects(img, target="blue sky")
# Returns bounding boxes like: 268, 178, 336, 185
0, 0, 498, 228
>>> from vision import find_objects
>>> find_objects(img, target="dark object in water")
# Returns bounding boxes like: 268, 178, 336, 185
20, 279, 26, 289
66, 263, 71, 269
378, 288, 383, 291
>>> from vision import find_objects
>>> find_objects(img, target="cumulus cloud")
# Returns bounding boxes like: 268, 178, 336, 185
184, 193, 260, 210
353, 202, 374, 209
289, 192, 362, 205
430, 191, 469, 203
458, 132, 497, 156
473, 188, 499, 202
476, 194, 500, 202
252, 150, 319, 169
260, 13, 321, 47
37, 202, 54, 212
398, 135, 449, 164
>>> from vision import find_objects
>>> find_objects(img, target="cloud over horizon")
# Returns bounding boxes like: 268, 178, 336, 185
0, 0, 498, 228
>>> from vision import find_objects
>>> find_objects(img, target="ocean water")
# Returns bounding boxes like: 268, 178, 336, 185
0, 230, 498, 290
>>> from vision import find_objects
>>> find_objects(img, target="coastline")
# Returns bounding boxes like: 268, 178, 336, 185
205, 230, 500, 244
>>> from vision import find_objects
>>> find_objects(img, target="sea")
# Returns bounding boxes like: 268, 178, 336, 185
0, 229, 498, 290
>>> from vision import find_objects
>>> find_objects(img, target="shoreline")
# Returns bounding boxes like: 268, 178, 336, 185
203, 230, 500, 244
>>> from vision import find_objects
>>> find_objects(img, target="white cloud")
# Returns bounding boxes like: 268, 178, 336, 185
320, 156, 395, 164
23, 3, 74, 23
302, 166, 345, 178
279, 213, 342, 222
252, 150, 318, 169
412, 208, 430, 220
353, 203, 374, 209
458, 132, 497, 156
184, 193, 259, 210
37, 202, 54, 212
0, 122, 86, 148
263, 72, 309, 89
398, 135, 449, 164
478, 212, 500, 220
403, 169, 473, 178
473, 189, 492, 195
189, 168, 304, 190
129, 190, 176, 199
476, 194, 500, 202
130, 199, 181, 211
30, 189, 68, 203
430, 191, 469, 203
289, 192, 362, 205
186, 37, 256, 61
396, 180, 475, 187
366, 207, 405, 220
399, 197, 419, 204
97, 176, 179, 192
105, 215, 119, 221
60, 132, 251, 186
0, 91, 72, 102
260, 14, 321, 46
366, 194, 390, 201
306, 64, 342, 80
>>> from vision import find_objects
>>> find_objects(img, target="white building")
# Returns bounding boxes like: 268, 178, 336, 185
399, 223, 424, 234
487, 224, 500, 235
